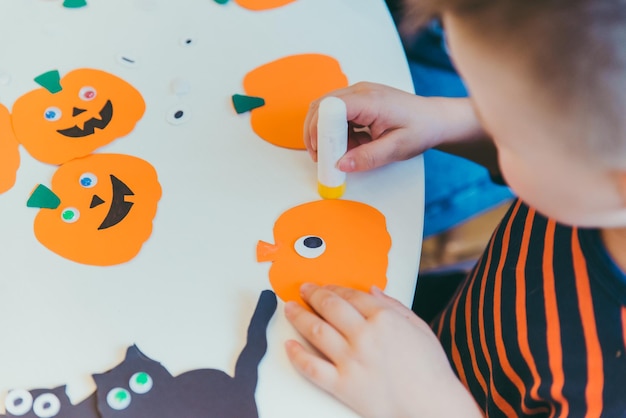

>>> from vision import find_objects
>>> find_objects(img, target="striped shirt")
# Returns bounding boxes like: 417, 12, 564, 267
432, 199, 626, 417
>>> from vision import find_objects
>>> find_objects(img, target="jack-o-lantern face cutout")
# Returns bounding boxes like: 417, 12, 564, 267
0, 104, 20, 194
257, 200, 391, 305
232, 54, 348, 149
12, 69, 145, 165
28, 153, 161, 266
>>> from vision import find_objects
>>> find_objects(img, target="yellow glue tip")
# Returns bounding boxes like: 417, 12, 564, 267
318, 182, 346, 199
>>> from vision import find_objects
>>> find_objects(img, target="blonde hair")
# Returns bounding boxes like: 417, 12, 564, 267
402, 0, 626, 167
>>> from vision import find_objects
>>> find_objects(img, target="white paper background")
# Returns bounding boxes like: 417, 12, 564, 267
0, 0, 423, 416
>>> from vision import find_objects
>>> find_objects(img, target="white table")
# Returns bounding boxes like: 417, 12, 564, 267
0, 0, 423, 416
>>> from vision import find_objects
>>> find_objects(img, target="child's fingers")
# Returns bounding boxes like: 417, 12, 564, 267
338, 129, 410, 172
284, 300, 351, 364
322, 285, 386, 319
284, 339, 339, 394
304, 100, 320, 160
299, 284, 368, 341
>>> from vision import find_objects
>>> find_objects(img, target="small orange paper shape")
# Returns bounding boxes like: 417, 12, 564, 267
12, 68, 145, 165
257, 199, 391, 305
235, 0, 296, 10
32, 153, 161, 266
0, 104, 20, 194
242, 54, 348, 150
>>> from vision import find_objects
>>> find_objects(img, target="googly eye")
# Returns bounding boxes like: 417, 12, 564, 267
79, 86, 97, 101
106, 388, 131, 411
61, 207, 80, 224
166, 105, 191, 125
33, 393, 61, 418
129, 372, 153, 394
294, 235, 326, 259
5, 389, 33, 416
44, 107, 62, 122
179, 35, 196, 47
79, 173, 98, 188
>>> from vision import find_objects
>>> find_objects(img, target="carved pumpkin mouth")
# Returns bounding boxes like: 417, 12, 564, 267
90, 174, 134, 230
56, 100, 113, 138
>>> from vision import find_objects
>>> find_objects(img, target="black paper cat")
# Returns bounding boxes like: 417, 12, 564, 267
93, 289, 277, 418
1, 385, 98, 418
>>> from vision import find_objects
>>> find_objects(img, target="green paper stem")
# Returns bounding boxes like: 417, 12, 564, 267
63, 0, 88, 8
34, 70, 63, 94
232, 94, 265, 114
27, 184, 61, 209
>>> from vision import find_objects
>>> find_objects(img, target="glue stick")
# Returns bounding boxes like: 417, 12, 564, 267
317, 96, 348, 199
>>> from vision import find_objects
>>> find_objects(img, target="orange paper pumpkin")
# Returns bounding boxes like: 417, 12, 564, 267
235, 54, 348, 149
29, 153, 161, 266
12, 69, 145, 165
0, 104, 20, 194
234, 0, 296, 10
257, 199, 391, 305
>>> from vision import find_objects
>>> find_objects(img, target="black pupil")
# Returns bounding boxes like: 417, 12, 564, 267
303, 236, 323, 249
186, 39, 192, 44
174, 110, 184, 119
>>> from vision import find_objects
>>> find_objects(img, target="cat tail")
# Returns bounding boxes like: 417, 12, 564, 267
234, 289, 277, 391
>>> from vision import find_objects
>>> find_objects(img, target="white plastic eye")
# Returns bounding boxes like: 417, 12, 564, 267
79, 86, 97, 101
294, 235, 326, 259
106, 388, 131, 410
129, 372, 153, 394
166, 105, 191, 125
60, 207, 80, 224
5, 389, 33, 416
44, 107, 62, 122
33, 393, 61, 418
79, 173, 98, 188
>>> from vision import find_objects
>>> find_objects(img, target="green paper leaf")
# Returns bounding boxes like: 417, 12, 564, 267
232, 94, 265, 114
34, 70, 63, 94
27, 184, 61, 209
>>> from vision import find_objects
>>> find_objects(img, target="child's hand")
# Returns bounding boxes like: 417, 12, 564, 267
304, 82, 483, 172
284, 284, 483, 418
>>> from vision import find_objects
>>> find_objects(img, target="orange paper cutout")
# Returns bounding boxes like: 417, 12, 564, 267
235, 0, 296, 10
12, 69, 145, 165
0, 104, 20, 194
242, 54, 348, 149
33, 153, 161, 266
257, 199, 391, 305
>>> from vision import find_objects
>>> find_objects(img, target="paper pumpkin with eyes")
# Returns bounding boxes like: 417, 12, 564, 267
27, 153, 161, 266
0, 103, 20, 194
2, 386, 98, 418
232, 54, 348, 149
257, 200, 391, 305
12, 69, 145, 165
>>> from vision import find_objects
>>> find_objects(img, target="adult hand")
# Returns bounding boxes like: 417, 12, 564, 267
304, 82, 483, 173
284, 283, 483, 418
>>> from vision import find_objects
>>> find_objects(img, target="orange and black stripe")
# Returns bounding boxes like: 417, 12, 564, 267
432, 199, 626, 417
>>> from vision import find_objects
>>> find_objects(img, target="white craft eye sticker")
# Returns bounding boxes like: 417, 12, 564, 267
60, 207, 80, 224
44, 107, 62, 122
129, 372, 153, 394
5, 389, 33, 416
78, 86, 97, 101
294, 235, 326, 259
106, 388, 131, 410
33, 393, 61, 418
166, 105, 191, 125
79, 173, 98, 188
